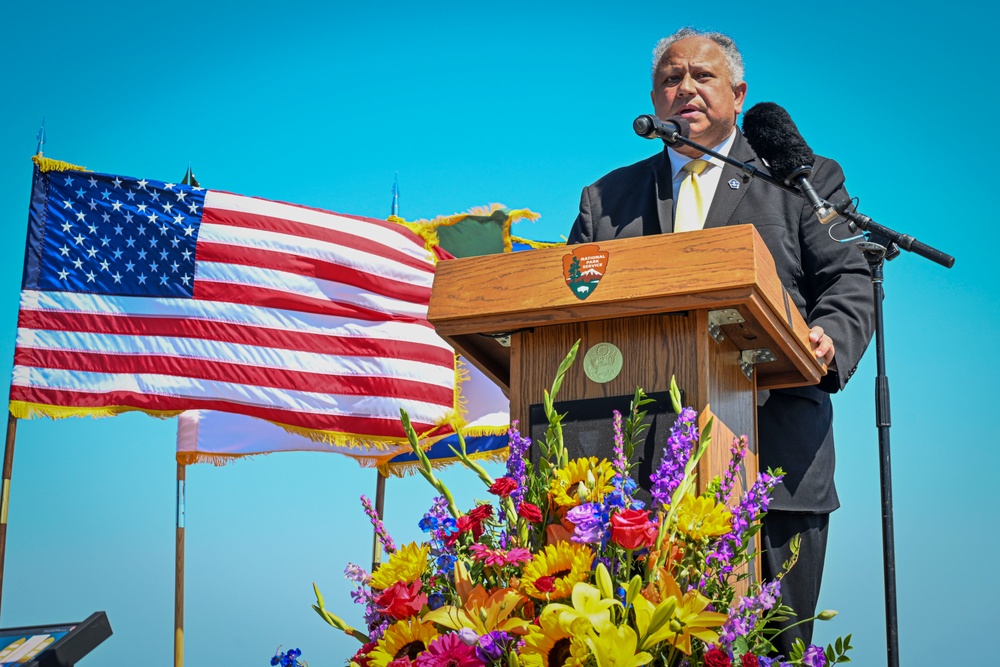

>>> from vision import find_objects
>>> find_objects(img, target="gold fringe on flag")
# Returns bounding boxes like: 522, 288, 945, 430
31, 155, 90, 173
9, 400, 181, 420
510, 235, 564, 250
378, 445, 509, 478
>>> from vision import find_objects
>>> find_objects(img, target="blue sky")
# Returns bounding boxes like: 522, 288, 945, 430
0, 2, 995, 666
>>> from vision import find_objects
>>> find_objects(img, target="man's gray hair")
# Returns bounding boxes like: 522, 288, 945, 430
651, 27, 744, 88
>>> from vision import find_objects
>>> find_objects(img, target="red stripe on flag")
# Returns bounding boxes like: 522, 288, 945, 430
194, 242, 433, 303
14, 348, 455, 403
191, 282, 434, 325
201, 206, 435, 275
17, 310, 453, 365
9, 385, 448, 437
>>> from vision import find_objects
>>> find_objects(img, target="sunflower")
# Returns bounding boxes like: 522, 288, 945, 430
520, 542, 593, 600
521, 609, 589, 667
368, 618, 439, 667
550, 458, 616, 509
673, 493, 733, 541
369, 542, 430, 590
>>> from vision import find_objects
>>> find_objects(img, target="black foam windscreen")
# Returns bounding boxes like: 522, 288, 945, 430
667, 115, 691, 139
528, 391, 681, 507
742, 102, 815, 183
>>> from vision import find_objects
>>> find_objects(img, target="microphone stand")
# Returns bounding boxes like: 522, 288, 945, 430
837, 207, 953, 667
642, 121, 958, 667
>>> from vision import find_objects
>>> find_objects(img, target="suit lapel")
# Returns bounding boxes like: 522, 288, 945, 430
652, 150, 676, 235
704, 130, 756, 229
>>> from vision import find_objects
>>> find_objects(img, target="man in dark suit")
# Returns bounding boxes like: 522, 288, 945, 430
567, 28, 874, 655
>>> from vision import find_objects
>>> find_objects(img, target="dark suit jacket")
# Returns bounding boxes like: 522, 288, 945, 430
567, 130, 874, 512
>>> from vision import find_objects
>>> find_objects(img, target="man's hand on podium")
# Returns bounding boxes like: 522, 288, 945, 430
809, 325, 835, 366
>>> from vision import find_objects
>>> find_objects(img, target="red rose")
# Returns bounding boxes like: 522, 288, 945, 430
455, 514, 486, 539
488, 477, 518, 498
704, 648, 732, 667
517, 502, 543, 523
467, 504, 494, 523
740, 654, 760, 667
374, 580, 427, 620
610, 509, 658, 551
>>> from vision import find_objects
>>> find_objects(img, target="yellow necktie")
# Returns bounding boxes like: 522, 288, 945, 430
674, 159, 710, 233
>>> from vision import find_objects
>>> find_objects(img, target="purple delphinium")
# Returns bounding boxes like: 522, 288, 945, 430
420, 496, 459, 574
802, 645, 827, 667
649, 407, 699, 510
421, 496, 451, 534
719, 580, 781, 649
506, 422, 531, 509
348, 584, 385, 636
270, 647, 304, 667
717, 436, 748, 504
707, 471, 783, 578
361, 495, 396, 554
344, 562, 371, 585
612, 410, 628, 480
607, 410, 644, 511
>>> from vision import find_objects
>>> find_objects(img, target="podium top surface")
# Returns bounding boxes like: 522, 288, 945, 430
428, 225, 824, 390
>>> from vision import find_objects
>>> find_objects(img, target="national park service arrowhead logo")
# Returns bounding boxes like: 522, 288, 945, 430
563, 244, 609, 300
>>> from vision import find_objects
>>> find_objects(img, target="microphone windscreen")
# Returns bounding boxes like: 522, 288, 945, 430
742, 102, 814, 182
665, 115, 691, 139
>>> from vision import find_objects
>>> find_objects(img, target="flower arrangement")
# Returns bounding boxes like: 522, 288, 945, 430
314, 343, 852, 667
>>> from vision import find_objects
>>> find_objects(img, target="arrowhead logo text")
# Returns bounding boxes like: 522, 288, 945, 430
563, 245, 609, 300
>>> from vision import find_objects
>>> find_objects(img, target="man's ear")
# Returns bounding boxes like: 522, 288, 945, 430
733, 82, 748, 115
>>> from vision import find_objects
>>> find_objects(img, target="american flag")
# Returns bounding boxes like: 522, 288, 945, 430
11, 162, 458, 442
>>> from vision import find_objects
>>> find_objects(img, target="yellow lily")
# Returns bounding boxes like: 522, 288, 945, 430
542, 582, 621, 634
423, 586, 532, 636
586, 624, 653, 667
637, 570, 727, 654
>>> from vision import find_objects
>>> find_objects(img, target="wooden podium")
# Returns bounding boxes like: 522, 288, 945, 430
428, 225, 824, 502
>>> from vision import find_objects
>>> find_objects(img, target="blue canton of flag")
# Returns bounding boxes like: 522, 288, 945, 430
25, 171, 206, 298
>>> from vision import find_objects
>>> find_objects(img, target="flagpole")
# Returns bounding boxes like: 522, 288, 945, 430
1, 123, 46, 617
0, 414, 17, 617
371, 471, 386, 572
174, 462, 186, 667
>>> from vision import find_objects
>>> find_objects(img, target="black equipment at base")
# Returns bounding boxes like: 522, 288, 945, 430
0, 611, 111, 667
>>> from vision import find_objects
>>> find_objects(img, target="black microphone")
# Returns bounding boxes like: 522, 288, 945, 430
633, 115, 690, 144
742, 102, 839, 224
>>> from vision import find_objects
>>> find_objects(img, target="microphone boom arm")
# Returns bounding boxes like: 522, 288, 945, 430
634, 116, 802, 196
